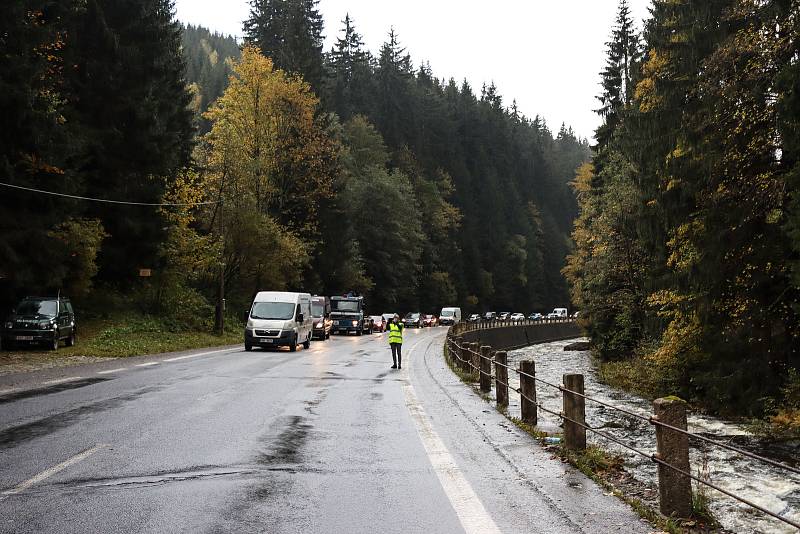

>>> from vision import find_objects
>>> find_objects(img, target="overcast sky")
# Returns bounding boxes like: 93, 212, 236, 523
174, 0, 652, 140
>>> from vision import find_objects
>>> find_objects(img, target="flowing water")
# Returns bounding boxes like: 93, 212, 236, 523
498, 339, 800, 534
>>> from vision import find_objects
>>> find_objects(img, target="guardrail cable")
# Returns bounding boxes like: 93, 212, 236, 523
446, 329, 800, 529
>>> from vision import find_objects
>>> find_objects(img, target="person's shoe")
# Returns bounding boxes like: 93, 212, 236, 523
391, 365, 397, 369
398, 365, 402, 369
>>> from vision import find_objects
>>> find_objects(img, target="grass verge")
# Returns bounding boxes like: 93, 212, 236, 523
0, 314, 241, 375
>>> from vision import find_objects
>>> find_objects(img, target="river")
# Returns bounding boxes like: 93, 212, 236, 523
498, 339, 800, 534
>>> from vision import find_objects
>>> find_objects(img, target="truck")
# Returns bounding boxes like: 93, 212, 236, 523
330, 295, 370, 336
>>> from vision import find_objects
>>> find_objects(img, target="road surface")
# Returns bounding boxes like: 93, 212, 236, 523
0, 327, 649, 533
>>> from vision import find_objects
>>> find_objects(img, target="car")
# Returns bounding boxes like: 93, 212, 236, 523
382, 313, 397, 327
484, 311, 497, 321
498, 312, 511, 321
370, 315, 386, 332
572, 311, 580, 319
550, 307, 569, 319
528, 312, 543, 321
546, 312, 560, 319
404, 312, 423, 328
510, 313, 525, 322
422, 314, 438, 327
1, 296, 76, 351
467, 313, 481, 323
311, 296, 332, 340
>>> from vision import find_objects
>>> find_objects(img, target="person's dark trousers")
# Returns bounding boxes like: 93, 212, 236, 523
391, 343, 402, 367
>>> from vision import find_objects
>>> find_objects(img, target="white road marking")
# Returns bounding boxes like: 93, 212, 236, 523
135, 362, 159, 367
43, 377, 82, 385
162, 347, 239, 362
402, 337, 502, 534
1, 444, 106, 498
96, 368, 127, 375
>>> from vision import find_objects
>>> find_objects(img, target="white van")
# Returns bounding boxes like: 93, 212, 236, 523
245, 292, 313, 352
549, 307, 568, 319
439, 307, 462, 326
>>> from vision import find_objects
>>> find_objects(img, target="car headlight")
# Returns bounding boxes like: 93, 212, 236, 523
352, 320, 358, 326
315, 322, 322, 328
3, 322, 11, 329
39, 320, 54, 330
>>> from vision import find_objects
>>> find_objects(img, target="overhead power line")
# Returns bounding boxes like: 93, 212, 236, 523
0, 181, 219, 207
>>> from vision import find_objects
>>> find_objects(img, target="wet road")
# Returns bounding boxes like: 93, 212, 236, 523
0, 327, 648, 533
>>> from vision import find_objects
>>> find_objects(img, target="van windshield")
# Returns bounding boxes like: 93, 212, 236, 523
441, 310, 454, 317
311, 303, 325, 317
251, 302, 295, 320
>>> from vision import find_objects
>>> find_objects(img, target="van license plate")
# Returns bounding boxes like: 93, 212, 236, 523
260, 339, 273, 344
16, 336, 34, 341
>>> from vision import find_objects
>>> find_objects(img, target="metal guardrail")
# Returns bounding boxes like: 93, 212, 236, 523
444, 332, 800, 531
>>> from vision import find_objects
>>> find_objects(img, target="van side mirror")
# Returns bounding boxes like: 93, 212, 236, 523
243, 309, 249, 321
297, 313, 304, 323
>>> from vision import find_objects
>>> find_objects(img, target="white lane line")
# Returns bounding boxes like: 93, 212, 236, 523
162, 347, 236, 362
43, 377, 82, 385
1, 444, 106, 498
96, 368, 127, 375
402, 337, 502, 534
135, 362, 159, 368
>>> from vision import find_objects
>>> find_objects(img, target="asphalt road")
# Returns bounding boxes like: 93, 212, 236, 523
0, 327, 649, 533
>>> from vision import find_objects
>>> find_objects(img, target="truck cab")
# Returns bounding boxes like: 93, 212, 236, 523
330, 296, 368, 336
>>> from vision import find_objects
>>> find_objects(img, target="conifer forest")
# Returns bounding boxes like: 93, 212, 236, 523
1, 0, 799, 422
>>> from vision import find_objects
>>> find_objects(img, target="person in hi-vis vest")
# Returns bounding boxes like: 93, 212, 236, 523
388, 314, 404, 369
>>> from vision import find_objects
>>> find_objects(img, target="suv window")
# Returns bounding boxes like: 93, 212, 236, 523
64, 301, 74, 314
17, 299, 58, 317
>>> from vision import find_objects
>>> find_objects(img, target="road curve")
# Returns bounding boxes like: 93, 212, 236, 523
0, 327, 648, 533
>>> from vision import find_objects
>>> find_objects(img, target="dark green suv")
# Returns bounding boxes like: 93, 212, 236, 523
1, 297, 76, 351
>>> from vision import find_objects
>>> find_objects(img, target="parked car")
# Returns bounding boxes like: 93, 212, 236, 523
550, 307, 569, 319
1, 296, 76, 351
311, 295, 332, 340
245, 291, 313, 352
498, 312, 511, 321
484, 311, 497, 321
439, 307, 462, 325
510, 313, 525, 322
371, 315, 386, 333
404, 312, 423, 328
422, 314, 438, 327
467, 313, 481, 323
528, 312, 543, 321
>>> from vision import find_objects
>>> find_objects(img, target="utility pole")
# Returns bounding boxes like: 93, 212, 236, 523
215, 198, 225, 336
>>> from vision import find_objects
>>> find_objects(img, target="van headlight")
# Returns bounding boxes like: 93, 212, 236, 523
352, 320, 358, 327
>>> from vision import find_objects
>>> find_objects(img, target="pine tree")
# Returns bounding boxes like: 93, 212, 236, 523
324, 14, 373, 119
244, 0, 325, 91
65, 0, 195, 283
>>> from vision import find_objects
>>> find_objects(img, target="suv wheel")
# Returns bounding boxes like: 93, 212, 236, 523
50, 332, 59, 351
67, 331, 76, 347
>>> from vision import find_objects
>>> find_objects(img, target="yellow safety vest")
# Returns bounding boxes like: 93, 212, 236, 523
388, 322, 403, 344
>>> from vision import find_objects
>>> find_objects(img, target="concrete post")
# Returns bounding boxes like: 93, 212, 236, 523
654, 397, 692, 518
495, 351, 508, 407
519, 360, 537, 425
479, 346, 492, 392
562, 374, 586, 450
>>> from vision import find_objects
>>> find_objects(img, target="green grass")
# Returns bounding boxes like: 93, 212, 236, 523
1, 314, 241, 374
